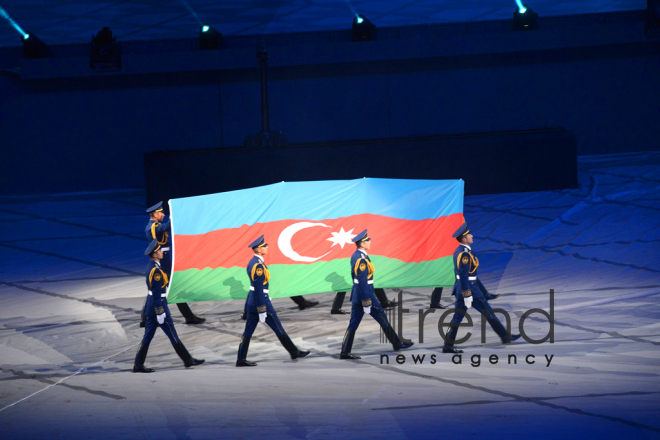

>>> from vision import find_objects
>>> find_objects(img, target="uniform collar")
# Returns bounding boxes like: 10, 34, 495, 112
255, 254, 264, 263
358, 249, 368, 256
460, 244, 472, 251
155, 261, 161, 268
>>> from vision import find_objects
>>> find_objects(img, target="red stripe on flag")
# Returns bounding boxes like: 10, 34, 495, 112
173, 213, 463, 271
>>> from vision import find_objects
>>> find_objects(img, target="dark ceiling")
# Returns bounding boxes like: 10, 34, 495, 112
0, 0, 646, 47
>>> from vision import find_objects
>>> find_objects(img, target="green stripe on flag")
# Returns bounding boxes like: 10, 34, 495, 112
167, 256, 454, 303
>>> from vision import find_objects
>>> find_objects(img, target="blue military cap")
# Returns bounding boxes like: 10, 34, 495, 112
351, 229, 371, 243
452, 223, 469, 239
146, 201, 164, 214
145, 239, 161, 255
248, 235, 268, 249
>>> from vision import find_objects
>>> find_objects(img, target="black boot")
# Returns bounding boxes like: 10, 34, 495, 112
340, 329, 361, 359
375, 289, 398, 309
478, 279, 499, 301
236, 337, 257, 367
442, 326, 464, 353
490, 317, 521, 344
278, 334, 310, 360
291, 295, 319, 310
241, 310, 247, 320
177, 303, 206, 325
383, 325, 414, 351
429, 287, 446, 309
299, 298, 319, 310
173, 341, 205, 367
331, 292, 347, 314
133, 343, 155, 373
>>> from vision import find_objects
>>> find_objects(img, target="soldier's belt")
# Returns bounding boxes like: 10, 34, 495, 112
457, 275, 477, 281
161, 247, 170, 252
249, 286, 269, 293
353, 279, 374, 284
148, 290, 168, 297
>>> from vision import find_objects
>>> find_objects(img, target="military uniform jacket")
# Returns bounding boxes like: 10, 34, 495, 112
145, 259, 170, 319
145, 217, 171, 250
245, 255, 275, 314
451, 244, 486, 300
350, 249, 377, 306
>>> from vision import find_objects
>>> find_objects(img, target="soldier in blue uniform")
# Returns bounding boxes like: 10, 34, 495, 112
133, 240, 205, 372
340, 230, 413, 359
142, 201, 205, 326
442, 223, 520, 353
236, 235, 311, 367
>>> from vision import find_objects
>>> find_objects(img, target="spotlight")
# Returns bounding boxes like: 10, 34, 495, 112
22, 32, 48, 58
199, 23, 223, 50
352, 14, 375, 41
90, 27, 121, 71
513, 3, 538, 31
647, 0, 660, 38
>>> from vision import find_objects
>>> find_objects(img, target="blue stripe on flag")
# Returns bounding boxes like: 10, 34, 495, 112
171, 178, 463, 235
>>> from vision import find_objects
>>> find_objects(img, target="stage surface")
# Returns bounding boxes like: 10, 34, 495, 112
1, 152, 659, 439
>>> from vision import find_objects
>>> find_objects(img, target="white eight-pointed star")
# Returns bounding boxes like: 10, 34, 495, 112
327, 227, 356, 249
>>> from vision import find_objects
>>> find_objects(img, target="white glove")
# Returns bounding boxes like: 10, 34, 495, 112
363, 306, 371, 315
157, 313, 166, 325
259, 312, 267, 323
464, 296, 473, 309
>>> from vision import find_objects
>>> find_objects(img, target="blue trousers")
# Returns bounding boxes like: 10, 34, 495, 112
347, 301, 390, 332
142, 315, 181, 346
447, 295, 507, 345
243, 311, 287, 338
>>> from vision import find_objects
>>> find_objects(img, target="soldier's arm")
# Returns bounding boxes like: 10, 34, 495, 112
250, 263, 267, 313
149, 220, 170, 240
158, 217, 171, 232
456, 252, 472, 297
354, 258, 372, 307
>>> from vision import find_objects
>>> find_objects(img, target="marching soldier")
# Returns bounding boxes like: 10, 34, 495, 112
236, 235, 311, 367
142, 201, 205, 326
133, 240, 205, 372
442, 223, 519, 353
340, 230, 413, 359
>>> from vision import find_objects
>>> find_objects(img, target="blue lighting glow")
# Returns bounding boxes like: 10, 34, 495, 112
0, 6, 27, 38
356, 15, 364, 24
24, 33, 30, 40
202, 25, 210, 32
515, 0, 527, 13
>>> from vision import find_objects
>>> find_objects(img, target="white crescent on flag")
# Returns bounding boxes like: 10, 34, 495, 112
277, 222, 332, 262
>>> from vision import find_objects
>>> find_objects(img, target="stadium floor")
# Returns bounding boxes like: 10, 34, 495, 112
1, 151, 659, 439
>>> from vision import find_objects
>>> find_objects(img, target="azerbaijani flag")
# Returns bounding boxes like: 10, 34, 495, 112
167, 178, 463, 303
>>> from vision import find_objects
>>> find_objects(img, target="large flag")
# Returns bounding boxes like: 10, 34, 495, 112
167, 178, 463, 303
